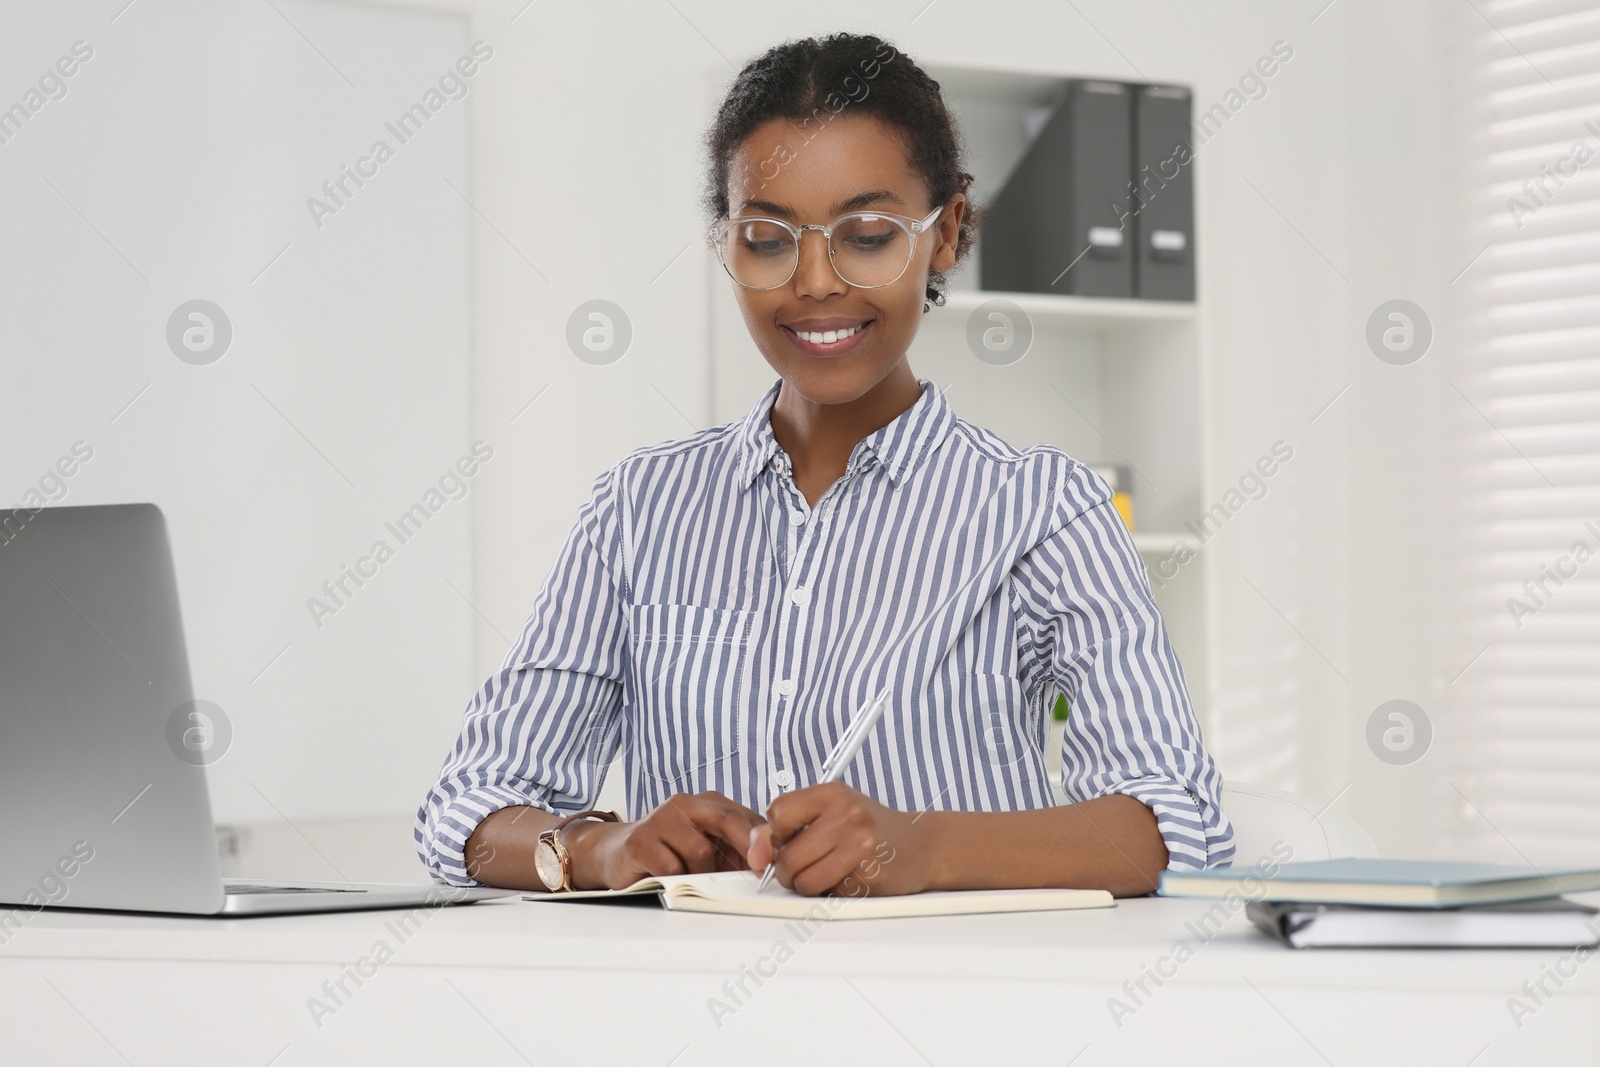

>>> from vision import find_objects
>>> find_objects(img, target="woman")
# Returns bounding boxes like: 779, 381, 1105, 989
415, 32, 1233, 899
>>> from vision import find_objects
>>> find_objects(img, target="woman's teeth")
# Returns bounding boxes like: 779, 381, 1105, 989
794, 323, 863, 344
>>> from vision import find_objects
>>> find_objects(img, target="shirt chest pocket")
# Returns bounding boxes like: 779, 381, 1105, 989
626, 603, 755, 791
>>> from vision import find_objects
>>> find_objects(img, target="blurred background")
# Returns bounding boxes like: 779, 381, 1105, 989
1, 0, 1594, 879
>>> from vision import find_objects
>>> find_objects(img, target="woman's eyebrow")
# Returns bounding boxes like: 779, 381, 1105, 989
736, 189, 908, 217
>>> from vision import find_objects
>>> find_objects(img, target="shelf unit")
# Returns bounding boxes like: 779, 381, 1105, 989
705, 58, 1213, 722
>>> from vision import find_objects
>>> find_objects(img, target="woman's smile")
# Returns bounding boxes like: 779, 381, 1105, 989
780, 317, 874, 358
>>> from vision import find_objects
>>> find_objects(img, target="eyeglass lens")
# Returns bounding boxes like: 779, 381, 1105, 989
718, 215, 913, 289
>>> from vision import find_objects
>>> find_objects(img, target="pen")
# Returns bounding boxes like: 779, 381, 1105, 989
756, 688, 891, 893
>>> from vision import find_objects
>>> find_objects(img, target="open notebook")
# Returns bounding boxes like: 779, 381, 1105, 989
522, 870, 1115, 920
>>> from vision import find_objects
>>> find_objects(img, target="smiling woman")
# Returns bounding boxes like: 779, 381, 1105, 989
416, 31, 1235, 901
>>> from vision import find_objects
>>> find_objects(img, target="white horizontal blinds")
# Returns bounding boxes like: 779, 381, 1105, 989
1454, 0, 1600, 863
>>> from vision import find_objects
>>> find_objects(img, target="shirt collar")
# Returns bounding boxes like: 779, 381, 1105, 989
734, 376, 955, 493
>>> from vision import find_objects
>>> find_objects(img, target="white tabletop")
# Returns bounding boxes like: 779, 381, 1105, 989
3, 890, 1596, 1066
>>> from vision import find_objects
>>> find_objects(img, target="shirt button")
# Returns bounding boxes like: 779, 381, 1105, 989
773, 768, 794, 789
788, 509, 805, 526
790, 586, 810, 607
775, 678, 796, 698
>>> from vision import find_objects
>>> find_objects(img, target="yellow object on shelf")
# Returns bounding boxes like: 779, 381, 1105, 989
1110, 489, 1134, 531
1091, 464, 1134, 532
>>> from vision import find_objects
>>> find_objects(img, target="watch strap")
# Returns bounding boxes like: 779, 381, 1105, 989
541, 809, 620, 891
551, 808, 620, 833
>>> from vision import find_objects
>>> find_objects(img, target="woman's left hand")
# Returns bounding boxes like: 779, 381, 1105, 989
746, 781, 936, 897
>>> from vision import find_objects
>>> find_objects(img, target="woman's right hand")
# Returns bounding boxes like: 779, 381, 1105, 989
567, 791, 768, 890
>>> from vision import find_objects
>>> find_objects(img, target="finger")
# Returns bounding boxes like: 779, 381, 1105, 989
686, 789, 767, 827
621, 838, 687, 885
675, 792, 767, 869
712, 846, 748, 872
693, 795, 768, 864
686, 790, 767, 829
747, 824, 774, 870
766, 812, 835, 872
654, 815, 724, 874
787, 829, 893, 898
777, 812, 891, 897
781, 836, 862, 897
660, 795, 751, 871
767, 812, 854, 891
764, 781, 848, 844
760, 784, 852, 881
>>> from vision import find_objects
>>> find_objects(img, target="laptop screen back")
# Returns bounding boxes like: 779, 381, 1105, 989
0, 504, 224, 915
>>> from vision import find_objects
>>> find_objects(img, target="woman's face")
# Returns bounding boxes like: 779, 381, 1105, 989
723, 113, 965, 407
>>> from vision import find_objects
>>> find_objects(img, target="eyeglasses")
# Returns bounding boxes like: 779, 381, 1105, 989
711, 205, 943, 291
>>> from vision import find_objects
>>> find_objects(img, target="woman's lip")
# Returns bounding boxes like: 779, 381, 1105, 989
780, 320, 873, 359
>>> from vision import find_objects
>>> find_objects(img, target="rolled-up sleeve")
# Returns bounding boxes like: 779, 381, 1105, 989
414, 464, 629, 885
1010, 457, 1234, 871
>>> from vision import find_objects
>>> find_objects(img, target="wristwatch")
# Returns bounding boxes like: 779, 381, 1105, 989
533, 809, 620, 892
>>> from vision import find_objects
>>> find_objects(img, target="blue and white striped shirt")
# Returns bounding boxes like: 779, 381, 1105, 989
416, 376, 1234, 884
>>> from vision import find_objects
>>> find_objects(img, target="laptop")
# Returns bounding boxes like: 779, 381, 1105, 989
0, 502, 513, 916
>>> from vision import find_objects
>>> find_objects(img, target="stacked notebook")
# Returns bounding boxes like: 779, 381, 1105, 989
524, 870, 1115, 920
1159, 859, 1600, 949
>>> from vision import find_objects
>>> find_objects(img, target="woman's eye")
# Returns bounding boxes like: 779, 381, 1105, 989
741, 238, 792, 257
846, 233, 896, 252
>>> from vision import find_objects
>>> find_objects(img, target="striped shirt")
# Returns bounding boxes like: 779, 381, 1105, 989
415, 376, 1234, 885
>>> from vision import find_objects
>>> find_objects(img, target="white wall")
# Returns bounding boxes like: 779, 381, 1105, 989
0, 0, 475, 824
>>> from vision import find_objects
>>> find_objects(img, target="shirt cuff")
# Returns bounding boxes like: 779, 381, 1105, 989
1099, 776, 1236, 874
418, 783, 561, 887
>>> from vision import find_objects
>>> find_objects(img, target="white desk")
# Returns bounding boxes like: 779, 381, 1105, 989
2, 890, 1596, 1065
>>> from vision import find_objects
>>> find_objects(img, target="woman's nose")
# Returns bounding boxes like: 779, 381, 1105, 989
792, 229, 847, 298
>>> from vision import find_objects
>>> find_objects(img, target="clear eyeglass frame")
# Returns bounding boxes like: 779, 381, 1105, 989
710, 204, 944, 291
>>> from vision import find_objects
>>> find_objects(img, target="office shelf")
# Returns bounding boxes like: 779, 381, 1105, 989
938, 290, 1197, 332
1131, 531, 1196, 555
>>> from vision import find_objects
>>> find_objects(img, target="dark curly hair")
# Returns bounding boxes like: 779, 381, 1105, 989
700, 32, 979, 311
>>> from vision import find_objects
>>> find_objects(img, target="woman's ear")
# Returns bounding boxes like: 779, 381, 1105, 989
930, 193, 966, 273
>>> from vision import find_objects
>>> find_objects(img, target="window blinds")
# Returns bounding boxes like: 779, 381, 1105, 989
1453, 0, 1600, 863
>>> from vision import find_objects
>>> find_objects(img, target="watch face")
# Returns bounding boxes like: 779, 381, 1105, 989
533, 838, 563, 890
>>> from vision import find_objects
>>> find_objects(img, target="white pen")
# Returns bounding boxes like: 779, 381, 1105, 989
756, 688, 891, 893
